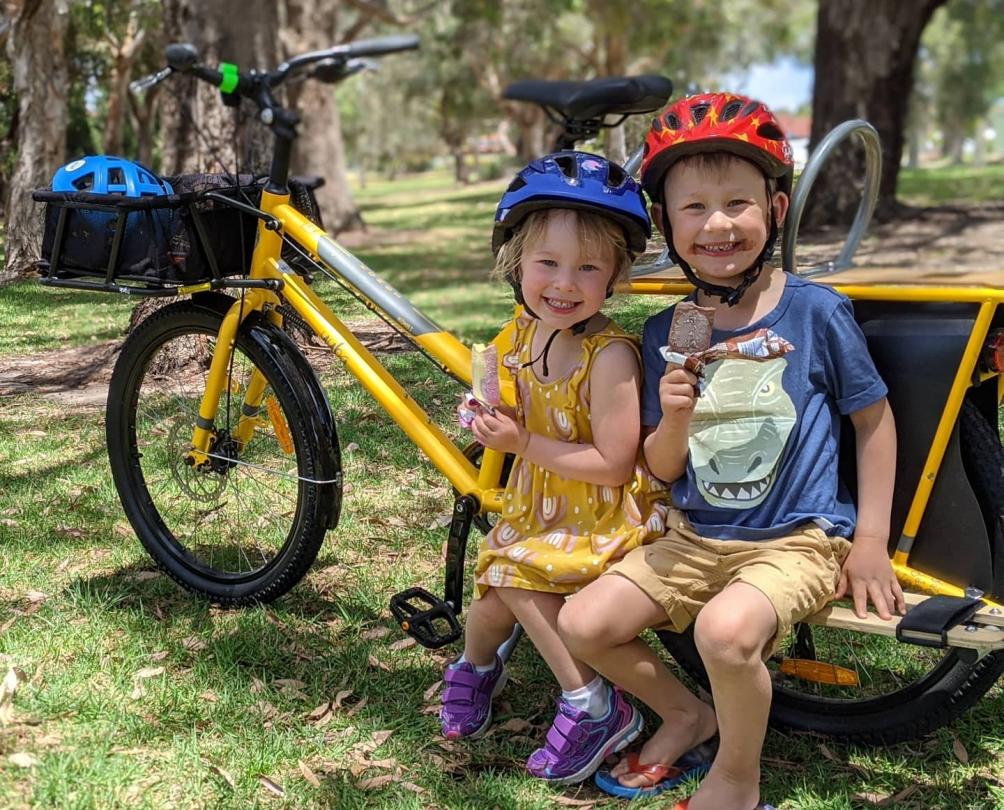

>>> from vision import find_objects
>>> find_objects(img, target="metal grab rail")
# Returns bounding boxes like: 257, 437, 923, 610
783, 119, 882, 278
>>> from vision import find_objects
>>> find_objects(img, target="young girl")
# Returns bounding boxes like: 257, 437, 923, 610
438, 151, 669, 785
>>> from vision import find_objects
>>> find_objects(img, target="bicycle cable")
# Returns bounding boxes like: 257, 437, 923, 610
199, 450, 340, 485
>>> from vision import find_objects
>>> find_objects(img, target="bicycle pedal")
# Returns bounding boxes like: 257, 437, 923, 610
389, 587, 462, 649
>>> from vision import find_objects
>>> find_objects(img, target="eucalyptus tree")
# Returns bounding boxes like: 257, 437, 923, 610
806, 0, 949, 225
923, 0, 1004, 164
2, 0, 69, 283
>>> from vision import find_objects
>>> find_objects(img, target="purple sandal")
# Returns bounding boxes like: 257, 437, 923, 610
439, 655, 508, 740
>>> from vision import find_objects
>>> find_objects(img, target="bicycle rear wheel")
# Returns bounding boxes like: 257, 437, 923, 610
106, 299, 341, 604
659, 399, 1004, 744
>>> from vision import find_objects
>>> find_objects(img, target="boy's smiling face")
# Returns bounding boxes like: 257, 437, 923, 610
656, 156, 788, 287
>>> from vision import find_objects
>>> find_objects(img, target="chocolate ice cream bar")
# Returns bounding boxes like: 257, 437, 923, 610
667, 301, 715, 355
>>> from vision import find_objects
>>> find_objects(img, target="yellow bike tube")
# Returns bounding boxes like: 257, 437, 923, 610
187, 287, 273, 464
265, 262, 484, 498
895, 301, 995, 559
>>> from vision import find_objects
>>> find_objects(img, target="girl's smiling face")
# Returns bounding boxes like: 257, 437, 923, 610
518, 210, 617, 330
659, 156, 788, 286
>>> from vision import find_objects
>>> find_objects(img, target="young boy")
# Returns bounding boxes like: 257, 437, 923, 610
557, 93, 906, 810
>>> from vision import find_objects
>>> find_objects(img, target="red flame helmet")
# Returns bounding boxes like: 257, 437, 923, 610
640, 92, 794, 201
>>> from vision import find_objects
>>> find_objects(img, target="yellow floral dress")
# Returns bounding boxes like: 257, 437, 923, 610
474, 314, 669, 599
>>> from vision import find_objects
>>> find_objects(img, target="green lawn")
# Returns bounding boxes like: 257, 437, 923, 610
897, 162, 1004, 206
2, 168, 1003, 808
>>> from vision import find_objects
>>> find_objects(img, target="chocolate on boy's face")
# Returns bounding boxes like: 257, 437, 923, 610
658, 158, 788, 287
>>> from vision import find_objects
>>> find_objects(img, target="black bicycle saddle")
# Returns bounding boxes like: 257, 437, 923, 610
503, 75, 673, 121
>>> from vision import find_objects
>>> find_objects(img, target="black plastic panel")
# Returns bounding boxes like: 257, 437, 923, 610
848, 301, 992, 591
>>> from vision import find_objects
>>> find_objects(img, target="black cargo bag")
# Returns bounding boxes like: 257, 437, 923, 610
34, 173, 324, 290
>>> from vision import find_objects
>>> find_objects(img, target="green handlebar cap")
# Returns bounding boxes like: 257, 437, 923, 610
219, 62, 239, 94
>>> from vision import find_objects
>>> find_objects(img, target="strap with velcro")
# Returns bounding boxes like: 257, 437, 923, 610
895, 594, 984, 648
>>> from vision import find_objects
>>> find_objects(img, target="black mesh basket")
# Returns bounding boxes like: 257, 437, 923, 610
33, 173, 325, 292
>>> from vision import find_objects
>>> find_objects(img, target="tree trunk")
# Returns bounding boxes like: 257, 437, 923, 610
606, 123, 627, 166
452, 149, 467, 184
1, 0, 69, 284
159, 0, 280, 176
104, 4, 145, 156
282, 0, 365, 235
599, 11, 629, 166
289, 78, 364, 232
805, 0, 947, 227
128, 85, 159, 166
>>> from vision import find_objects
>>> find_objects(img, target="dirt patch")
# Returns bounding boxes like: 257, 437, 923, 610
3, 202, 1001, 406
796, 201, 1004, 272
0, 339, 120, 407
0, 317, 413, 406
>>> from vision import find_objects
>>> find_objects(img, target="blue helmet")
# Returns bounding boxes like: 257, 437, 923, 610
492, 151, 650, 257
51, 155, 173, 197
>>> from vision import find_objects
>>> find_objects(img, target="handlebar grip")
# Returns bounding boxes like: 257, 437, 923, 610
344, 34, 420, 58
166, 42, 200, 72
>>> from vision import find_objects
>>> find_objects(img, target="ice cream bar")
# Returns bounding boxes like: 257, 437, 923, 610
472, 343, 500, 408
667, 301, 715, 356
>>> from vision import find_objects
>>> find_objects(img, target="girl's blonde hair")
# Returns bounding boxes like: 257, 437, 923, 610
492, 208, 634, 289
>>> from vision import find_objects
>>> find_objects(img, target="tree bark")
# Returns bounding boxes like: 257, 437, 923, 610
104, 3, 145, 156
159, 0, 280, 176
128, 85, 159, 166
289, 77, 364, 232
1, 0, 69, 284
281, 0, 365, 234
805, 0, 948, 228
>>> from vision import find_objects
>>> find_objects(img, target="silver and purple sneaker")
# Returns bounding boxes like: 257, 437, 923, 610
527, 687, 643, 784
439, 655, 508, 740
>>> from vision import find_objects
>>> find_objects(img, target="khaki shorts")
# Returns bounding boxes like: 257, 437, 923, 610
605, 509, 852, 654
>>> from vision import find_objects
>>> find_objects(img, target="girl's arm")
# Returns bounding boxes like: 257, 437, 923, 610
471, 340, 641, 487
835, 397, 906, 619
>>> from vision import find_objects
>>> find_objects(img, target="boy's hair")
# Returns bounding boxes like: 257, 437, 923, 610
493, 208, 634, 288
662, 152, 780, 203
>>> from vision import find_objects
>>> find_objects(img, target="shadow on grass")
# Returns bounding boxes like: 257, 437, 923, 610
0, 445, 109, 491
41, 561, 1004, 807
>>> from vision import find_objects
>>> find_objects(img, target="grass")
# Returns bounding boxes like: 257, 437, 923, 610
2, 167, 1003, 808
897, 162, 1004, 206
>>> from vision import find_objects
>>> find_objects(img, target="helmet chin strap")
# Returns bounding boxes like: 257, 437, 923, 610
659, 199, 780, 308
505, 272, 596, 377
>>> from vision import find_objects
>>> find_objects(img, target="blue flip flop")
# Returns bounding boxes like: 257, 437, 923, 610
593, 741, 715, 799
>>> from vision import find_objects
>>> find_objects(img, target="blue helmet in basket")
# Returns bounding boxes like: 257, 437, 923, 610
51, 155, 173, 197
492, 151, 650, 257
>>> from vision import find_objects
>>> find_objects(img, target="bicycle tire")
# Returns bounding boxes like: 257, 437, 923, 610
106, 299, 340, 604
658, 398, 1004, 744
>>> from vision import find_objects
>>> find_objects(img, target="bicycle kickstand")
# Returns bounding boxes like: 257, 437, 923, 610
390, 494, 477, 648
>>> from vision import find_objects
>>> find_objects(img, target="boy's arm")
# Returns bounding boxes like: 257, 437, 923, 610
836, 397, 906, 619
643, 367, 699, 483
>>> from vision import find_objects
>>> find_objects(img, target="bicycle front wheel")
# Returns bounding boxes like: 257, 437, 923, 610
106, 299, 340, 604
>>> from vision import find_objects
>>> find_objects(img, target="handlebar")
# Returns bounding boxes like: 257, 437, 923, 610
277, 34, 420, 77
130, 34, 420, 102
127, 33, 419, 193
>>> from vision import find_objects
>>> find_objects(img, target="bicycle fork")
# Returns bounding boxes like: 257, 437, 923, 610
184, 291, 280, 468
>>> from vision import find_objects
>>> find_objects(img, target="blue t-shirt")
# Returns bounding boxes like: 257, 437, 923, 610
641, 275, 887, 541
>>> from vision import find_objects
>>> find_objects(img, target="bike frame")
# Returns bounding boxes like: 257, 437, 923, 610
177, 191, 514, 517
150, 54, 1003, 611
172, 188, 1004, 610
